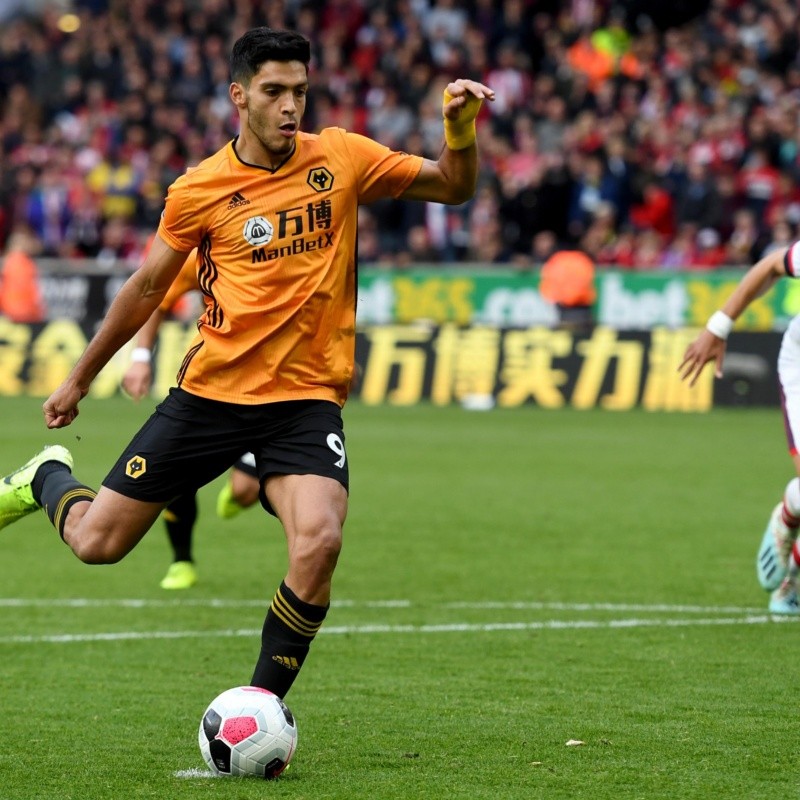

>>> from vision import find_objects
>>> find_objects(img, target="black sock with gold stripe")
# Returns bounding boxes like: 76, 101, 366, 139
250, 581, 328, 697
33, 463, 96, 540
163, 493, 197, 562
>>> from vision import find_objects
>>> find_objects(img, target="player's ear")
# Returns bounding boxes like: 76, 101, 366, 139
229, 82, 247, 108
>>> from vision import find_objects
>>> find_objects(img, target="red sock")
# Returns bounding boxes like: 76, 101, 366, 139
781, 502, 800, 530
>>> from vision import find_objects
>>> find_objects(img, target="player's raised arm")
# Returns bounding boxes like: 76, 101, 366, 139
43, 235, 191, 428
400, 78, 494, 205
678, 245, 790, 387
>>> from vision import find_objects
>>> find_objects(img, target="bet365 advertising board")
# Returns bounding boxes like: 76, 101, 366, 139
1, 267, 787, 409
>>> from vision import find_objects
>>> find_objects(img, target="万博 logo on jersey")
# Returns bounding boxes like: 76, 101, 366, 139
243, 216, 274, 246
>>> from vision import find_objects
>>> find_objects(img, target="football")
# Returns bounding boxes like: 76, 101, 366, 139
198, 686, 298, 779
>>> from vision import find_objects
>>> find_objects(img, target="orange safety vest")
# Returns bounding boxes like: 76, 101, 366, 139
539, 251, 597, 307
0, 250, 46, 322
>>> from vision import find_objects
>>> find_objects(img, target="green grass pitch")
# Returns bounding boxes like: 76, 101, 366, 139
2, 395, 800, 799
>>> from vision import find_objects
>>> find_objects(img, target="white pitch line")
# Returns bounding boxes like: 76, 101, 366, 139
0, 598, 764, 614
0, 598, 412, 609
443, 601, 766, 614
0, 615, 796, 645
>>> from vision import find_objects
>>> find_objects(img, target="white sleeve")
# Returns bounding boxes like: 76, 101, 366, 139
784, 242, 800, 277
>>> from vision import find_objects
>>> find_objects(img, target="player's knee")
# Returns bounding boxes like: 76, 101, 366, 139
70, 536, 125, 565
67, 525, 129, 565
293, 520, 342, 573
317, 527, 342, 568
311, 526, 342, 567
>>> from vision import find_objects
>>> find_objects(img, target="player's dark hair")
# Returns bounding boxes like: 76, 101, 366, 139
230, 28, 311, 85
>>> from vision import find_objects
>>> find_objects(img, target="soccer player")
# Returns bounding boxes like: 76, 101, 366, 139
121, 254, 261, 590
0, 28, 494, 698
679, 242, 800, 615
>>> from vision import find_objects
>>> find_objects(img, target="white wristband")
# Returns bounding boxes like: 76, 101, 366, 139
131, 347, 152, 363
706, 311, 734, 340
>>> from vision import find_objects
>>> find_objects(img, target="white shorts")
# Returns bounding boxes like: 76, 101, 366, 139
778, 321, 800, 455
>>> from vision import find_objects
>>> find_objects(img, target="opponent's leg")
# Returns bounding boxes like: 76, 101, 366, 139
767, 458, 800, 614
250, 473, 347, 697
762, 345, 800, 598
217, 454, 260, 519
757, 477, 800, 592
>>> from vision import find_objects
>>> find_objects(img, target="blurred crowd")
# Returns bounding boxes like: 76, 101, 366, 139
1, 0, 800, 272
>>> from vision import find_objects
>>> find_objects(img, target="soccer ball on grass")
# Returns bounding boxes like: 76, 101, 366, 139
198, 686, 298, 778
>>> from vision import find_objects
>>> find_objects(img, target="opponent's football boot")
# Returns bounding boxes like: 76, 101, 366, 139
757, 503, 797, 592
769, 575, 800, 615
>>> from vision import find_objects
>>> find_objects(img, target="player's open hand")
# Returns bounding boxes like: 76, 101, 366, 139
678, 330, 728, 387
43, 382, 85, 429
121, 362, 153, 401
442, 79, 495, 122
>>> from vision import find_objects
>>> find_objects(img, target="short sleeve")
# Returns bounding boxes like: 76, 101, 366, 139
335, 130, 423, 204
784, 242, 800, 277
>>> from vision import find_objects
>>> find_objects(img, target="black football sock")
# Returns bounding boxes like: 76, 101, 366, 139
250, 581, 329, 698
163, 492, 197, 563
32, 462, 96, 540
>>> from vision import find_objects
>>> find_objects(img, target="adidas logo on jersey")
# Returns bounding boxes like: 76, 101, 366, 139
227, 191, 251, 209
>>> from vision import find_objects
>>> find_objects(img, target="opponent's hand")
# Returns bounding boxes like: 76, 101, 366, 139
43, 382, 85, 429
121, 362, 153, 401
678, 330, 727, 387
442, 79, 495, 123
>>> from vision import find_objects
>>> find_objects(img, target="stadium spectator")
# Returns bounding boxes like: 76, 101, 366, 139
737, 144, 782, 221
693, 227, 728, 268
674, 161, 723, 233
660, 225, 697, 271
567, 152, 625, 242
566, 26, 615, 92
3, 1, 800, 266
726, 208, 766, 266
760, 219, 796, 259
530, 229, 559, 265
631, 228, 666, 270
629, 179, 676, 239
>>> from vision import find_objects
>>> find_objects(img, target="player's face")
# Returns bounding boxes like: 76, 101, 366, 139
240, 60, 308, 162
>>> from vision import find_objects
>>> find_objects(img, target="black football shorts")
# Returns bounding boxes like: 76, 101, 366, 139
102, 388, 349, 513
232, 451, 259, 478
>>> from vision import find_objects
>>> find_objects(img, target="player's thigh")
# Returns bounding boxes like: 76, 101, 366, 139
265, 473, 348, 540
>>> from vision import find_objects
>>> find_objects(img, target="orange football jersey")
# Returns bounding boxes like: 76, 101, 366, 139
157, 129, 422, 405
